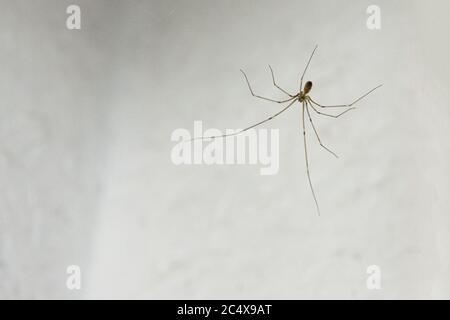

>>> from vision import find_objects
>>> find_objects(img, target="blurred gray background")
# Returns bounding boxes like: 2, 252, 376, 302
0, 0, 449, 299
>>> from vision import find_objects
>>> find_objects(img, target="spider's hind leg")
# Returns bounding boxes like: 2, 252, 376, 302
305, 102, 339, 158
302, 101, 321, 216
308, 97, 355, 118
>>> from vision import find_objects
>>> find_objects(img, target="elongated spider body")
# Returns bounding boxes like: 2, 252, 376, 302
299, 81, 313, 102
188, 45, 382, 215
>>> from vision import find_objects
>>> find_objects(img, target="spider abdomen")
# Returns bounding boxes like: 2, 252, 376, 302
303, 81, 313, 94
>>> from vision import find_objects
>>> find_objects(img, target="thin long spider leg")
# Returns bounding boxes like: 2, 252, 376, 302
268, 65, 294, 97
300, 45, 318, 91
305, 103, 338, 158
302, 101, 321, 216
240, 69, 294, 103
309, 84, 383, 108
308, 99, 355, 118
187, 98, 297, 142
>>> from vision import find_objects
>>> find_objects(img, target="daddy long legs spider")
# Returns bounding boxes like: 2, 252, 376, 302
189, 45, 382, 215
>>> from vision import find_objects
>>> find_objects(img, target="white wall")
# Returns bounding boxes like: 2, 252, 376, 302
1, 0, 449, 299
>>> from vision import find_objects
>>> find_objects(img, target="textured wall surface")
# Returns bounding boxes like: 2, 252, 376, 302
1, 0, 449, 299
0, 1, 119, 298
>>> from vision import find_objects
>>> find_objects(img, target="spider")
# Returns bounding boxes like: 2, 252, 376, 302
190, 45, 382, 215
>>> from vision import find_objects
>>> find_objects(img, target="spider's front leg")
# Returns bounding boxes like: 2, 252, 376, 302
240, 69, 296, 103
268, 65, 295, 97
